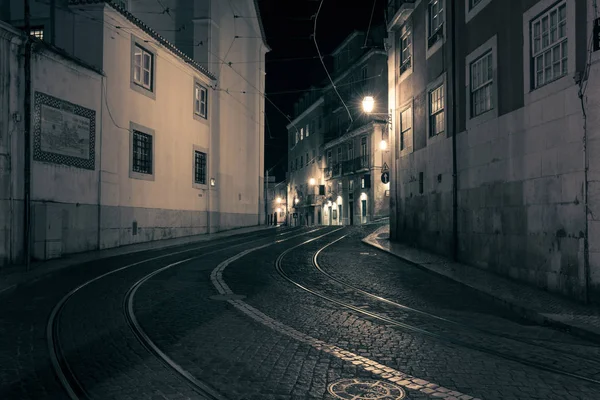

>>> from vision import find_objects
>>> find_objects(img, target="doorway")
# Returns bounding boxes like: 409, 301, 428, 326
328, 206, 332, 225
349, 202, 353, 225
318, 210, 322, 225
338, 204, 343, 226
361, 199, 367, 224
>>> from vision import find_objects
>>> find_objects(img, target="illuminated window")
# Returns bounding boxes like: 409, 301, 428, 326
194, 83, 208, 119
427, 0, 444, 47
133, 44, 154, 91
30, 27, 44, 40
429, 84, 445, 137
531, 1, 567, 89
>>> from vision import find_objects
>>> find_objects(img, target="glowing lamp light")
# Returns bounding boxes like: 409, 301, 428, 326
210, 178, 216, 187
309, 178, 316, 185
360, 192, 367, 200
327, 201, 332, 207
362, 96, 375, 113
380, 140, 387, 150
276, 197, 282, 203
276, 207, 281, 213
294, 198, 299, 204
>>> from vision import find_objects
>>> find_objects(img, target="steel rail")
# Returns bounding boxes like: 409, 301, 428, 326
47, 226, 303, 399
274, 232, 600, 387
313, 235, 600, 361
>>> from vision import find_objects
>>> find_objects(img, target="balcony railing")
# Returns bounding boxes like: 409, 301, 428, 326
325, 157, 370, 180
387, 0, 417, 26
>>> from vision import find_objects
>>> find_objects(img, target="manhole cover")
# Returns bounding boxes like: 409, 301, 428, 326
328, 378, 406, 400
209, 294, 246, 301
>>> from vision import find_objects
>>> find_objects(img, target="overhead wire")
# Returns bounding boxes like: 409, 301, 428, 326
363, 0, 377, 48
312, 0, 353, 132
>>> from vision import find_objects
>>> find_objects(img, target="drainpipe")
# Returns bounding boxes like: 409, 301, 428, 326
451, 0, 459, 261
24, 0, 32, 271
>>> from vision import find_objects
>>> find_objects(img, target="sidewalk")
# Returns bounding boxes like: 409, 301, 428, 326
363, 225, 600, 343
0, 224, 282, 296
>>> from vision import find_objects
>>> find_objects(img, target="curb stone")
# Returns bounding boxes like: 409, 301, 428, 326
361, 227, 600, 345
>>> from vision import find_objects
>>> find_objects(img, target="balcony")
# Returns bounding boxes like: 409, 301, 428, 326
387, 0, 417, 29
326, 157, 370, 179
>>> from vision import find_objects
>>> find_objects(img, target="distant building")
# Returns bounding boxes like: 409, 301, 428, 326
286, 28, 389, 226
266, 178, 287, 226
386, 0, 600, 303
0, 0, 268, 265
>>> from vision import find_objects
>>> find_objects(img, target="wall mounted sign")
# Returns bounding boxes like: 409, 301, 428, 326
33, 91, 96, 170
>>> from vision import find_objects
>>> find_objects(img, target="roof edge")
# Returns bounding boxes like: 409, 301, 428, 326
253, 0, 271, 52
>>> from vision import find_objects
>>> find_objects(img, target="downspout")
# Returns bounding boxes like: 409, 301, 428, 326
97, 76, 104, 250
450, 0, 459, 262
24, 0, 32, 271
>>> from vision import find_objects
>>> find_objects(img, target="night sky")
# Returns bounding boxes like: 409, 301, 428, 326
257, 0, 386, 181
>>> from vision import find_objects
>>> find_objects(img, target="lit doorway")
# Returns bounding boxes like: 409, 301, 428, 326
361, 199, 367, 224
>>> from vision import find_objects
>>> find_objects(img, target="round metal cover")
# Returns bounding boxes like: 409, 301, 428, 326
328, 378, 406, 400
209, 294, 246, 301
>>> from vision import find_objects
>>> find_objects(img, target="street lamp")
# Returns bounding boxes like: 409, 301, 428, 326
276, 197, 282, 203
362, 96, 375, 113
309, 178, 316, 186
294, 198, 299, 204
379, 140, 387, 150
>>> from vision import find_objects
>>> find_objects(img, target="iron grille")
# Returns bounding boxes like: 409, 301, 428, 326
194, 151, 207, 184
132, 131, 152, 174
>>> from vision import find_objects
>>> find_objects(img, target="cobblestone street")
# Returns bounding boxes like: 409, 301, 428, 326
1, 224, 599, 399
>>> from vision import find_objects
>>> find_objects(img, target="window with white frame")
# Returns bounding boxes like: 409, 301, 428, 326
306, 123, 310, 137
531, 1, 567, 89
348, 141, 354, 160
300, 127, 304, 140
428, 0, 444, 47
132, 130, 153, 175
429, 84, 445, 137
194, 83, 208, 119
133, 44, 154, 91
400, 107, 412, 152
399, 24, 412, 75
470, 51, 493, 117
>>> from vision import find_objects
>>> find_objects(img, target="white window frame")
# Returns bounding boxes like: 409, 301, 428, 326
398, 23, 413, 81
425, 73, 447, 144
465, 0, 492, 23
523, 0, 575, 105
300, 127, 304, 140
193, 80, 208, 121
425, 0, 446, 60
398, 100, 413, 156
466, 35, 498, 130
306, 123, 310, 137
130, 36, 156, 100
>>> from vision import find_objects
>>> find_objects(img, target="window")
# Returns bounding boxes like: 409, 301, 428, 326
338, 181, 343, 194
470, 51, 493, 117
311, 149, 316, 163
112, 0, 128, 9
306, 152, 309, 165
306, 123, 310, 137
349, 179, 354, 191
296, 158, 299, 170
361, 66, 368, 82
360, 136, 368, 168
133, 44, 154, 91
300, 128, 304, 140
531, 1, 567, 89
295, 130, 299, 144
300, 155, 303, 167
194, 151, 207, 185
327, 150, 332, 166
429, 84, 445, 137
400, 107, 412, 152
337, 147, 342, 161
29, 27, 44, 40
132, 130, 153, 175
348, 141, 354, 160
399, 24, 412, 75
194, 83, 208, 119
465, 0, 492, 22
428, 0, 444, 47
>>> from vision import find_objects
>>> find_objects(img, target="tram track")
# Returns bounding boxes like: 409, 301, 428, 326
47, 225, 308, 400
274, 229, 600, 387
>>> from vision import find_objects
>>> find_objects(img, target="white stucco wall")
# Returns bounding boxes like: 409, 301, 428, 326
29, 45, 103, 259
98, 7, 214, 248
